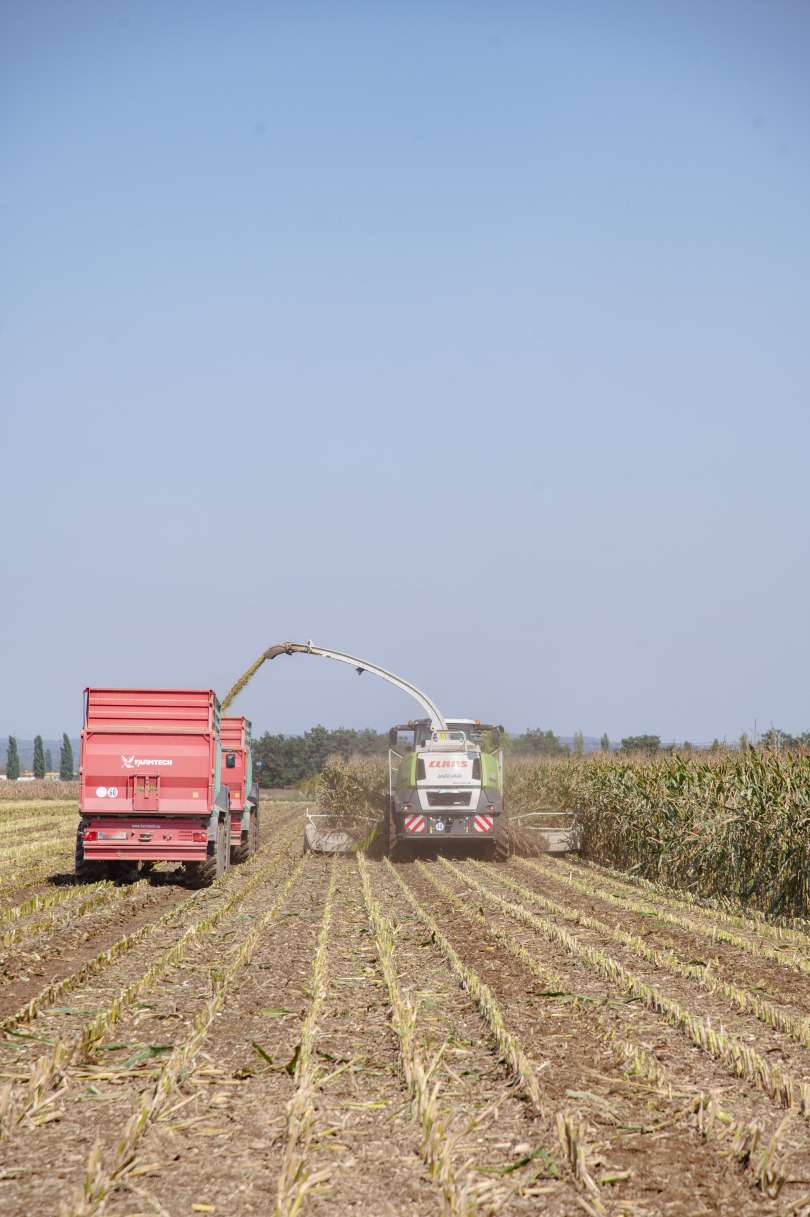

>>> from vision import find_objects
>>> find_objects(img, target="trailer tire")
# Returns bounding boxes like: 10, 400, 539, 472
186, 817, 228, 888
74, 828, 108, 883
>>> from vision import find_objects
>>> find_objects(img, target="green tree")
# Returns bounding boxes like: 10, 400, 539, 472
59, 734, 74, 781
32, 735, 46, 779
600, 733, 610, 752
510, 728, 568, 757
620, 734, 661, 756
738, 732, 750, 752
572, 729, 585, 756
6, 736, 20, 780
45, 748, 53, 773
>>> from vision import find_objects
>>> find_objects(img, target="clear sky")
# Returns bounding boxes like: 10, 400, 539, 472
2, 1, 809, 744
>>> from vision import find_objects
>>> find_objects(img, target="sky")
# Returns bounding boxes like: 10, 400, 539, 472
2, 1, 809, 744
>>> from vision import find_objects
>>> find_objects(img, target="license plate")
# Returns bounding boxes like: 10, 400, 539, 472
99, 831, 128, 841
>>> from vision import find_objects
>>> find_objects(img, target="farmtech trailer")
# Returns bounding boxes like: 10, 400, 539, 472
220, 714, 259, 863
75, 688, 232, 886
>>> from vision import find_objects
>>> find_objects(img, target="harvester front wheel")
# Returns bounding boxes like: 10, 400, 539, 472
74, 829, 108, 884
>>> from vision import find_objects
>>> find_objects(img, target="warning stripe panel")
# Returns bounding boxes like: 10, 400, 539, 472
473, 815, 494, 833
404, 814, 425, 833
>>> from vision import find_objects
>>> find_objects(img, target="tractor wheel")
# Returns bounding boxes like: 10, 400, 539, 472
74, 828, 108, 884
383, 800, 393, 857
186, 817, 228, 888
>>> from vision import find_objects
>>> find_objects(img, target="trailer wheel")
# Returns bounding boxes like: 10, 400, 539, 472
230, 834, 249, 866
250, 807, 259, 854
186, 817, 228, 888
74, 828, 108, 884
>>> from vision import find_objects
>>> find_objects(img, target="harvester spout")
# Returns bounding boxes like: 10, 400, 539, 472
222, 640, 447, 730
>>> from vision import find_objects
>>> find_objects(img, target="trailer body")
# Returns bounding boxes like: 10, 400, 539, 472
76, 688, 230, 885
220, 715, 259, 862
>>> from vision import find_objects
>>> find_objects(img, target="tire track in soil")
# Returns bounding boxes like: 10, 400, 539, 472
0, 825, 307, 1217
533, 858, 810, 1013
404, 859, 791, 1217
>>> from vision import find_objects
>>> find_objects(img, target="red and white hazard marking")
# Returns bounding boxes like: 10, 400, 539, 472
473, 815, 494, 833
404, 813, 425, 833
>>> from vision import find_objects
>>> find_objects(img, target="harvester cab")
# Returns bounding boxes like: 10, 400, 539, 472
386, 718, 508, 859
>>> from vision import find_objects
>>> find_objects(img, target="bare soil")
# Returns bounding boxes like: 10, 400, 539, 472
3, 809, 810, 1215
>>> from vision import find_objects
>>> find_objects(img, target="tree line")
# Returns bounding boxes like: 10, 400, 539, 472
250, 724, 810, 786
3, 734, 74, 780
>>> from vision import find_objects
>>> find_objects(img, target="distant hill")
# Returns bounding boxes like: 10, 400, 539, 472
0, 738, 80, 772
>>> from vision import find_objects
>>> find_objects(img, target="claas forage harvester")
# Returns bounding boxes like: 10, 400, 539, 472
75, 688, 258, 887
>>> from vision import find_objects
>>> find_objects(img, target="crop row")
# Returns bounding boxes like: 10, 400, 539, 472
359, 855, 488, 1217
418, 860, 785, 1195
0, 875, 154, 950
519, 859, 810, 1052
577, 857, 810, 946
0, 823, 302, 1137
459, 861, 810, 1121
0, 806, 299, 1035
383, 859, 608, 1212
63, 856, 305, 1216
526, 855, 810, 976
273, 859, 338, 1217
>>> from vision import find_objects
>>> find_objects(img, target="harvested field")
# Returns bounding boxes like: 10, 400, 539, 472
4, 803, 810, 1215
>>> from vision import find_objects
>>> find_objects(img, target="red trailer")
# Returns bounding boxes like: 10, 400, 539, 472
220, 715, 259, 863
76, 688, 231, 887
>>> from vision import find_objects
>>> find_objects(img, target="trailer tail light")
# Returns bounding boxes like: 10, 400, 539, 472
192, 831, 207, 842
84, 830, 98, 841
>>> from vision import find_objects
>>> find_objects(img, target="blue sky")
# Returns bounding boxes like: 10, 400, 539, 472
2, 1, 809, 743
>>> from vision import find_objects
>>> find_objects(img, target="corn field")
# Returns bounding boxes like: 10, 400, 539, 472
318, 750, 810, 916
